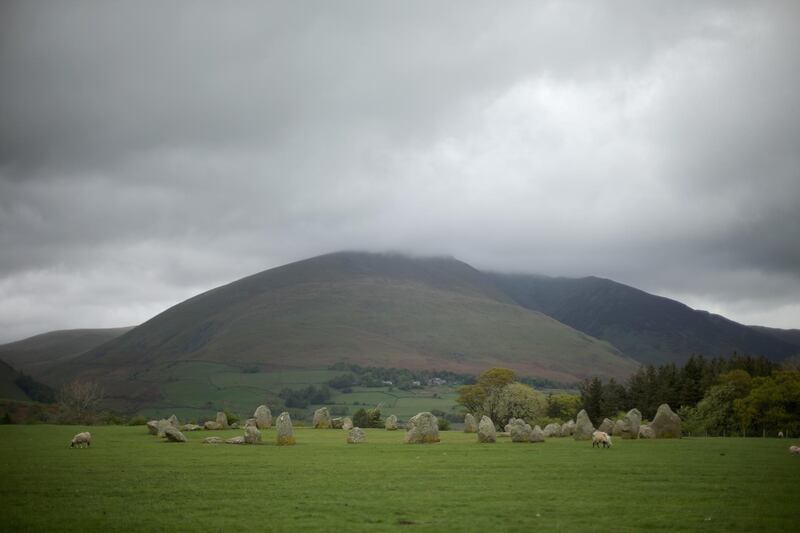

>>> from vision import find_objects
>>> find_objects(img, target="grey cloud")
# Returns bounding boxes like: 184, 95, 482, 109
1, 1, 799, 341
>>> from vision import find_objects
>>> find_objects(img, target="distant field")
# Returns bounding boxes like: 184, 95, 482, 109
1, 426, 798, 531
134, 362, 461, 422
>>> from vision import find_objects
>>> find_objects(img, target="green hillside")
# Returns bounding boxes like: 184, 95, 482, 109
487, 272, 799, 365
0, 360, 30, 402
0, 326, 134, 375
39, 253, 636, 411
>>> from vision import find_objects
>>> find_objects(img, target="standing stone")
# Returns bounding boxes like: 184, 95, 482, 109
385, 414, 399, 430
244, 425, 262, 444
639, 424, 655, 439
342, 417, 353, 430
621, 408, 642, 440
530, 425, 545, 443
612, 419, 625, 437
146, 420, 159, 435
313, 407, 332, 429
509, 419, 533, 442
331, 417, 344, 429
155, 419, 172, 437
215, 411, 229, 429
463, 413, 477, 433
254, 405, 272, 429
163, 427, 187, 443
598, 418, 614, 434
347, 427, 366, 444
560, 419, 576, 437
403, 412, 440, 444
574, 410, 595, 440
167, 414, 180, 428
478, 416, 496, 443
543, 423, 561, 438
651, 403, 682, 438
244, 418, 257, 428
276, 412, 296, 445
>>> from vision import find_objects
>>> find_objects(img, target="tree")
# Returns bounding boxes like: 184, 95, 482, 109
495, 383, 546, 427
579, 377, 603, 423
734, 371, 800, 436
457, 368, 516, 421
58, 379, 104, 424
546, 393, 581, 421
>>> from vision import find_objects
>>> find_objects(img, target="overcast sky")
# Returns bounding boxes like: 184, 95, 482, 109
1, 1, 799, 342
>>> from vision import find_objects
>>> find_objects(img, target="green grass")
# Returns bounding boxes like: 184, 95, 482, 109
1, 425, 798, 532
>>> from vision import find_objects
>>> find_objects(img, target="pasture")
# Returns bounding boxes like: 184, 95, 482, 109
135, 362, 462, 422
1, 425, 799, 531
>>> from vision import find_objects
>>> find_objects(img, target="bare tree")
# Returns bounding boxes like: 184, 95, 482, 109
58, 379, 105, 424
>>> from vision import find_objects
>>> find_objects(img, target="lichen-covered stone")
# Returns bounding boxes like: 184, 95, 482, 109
163, 427, 187, 443
226, 436, 246, 444
639, 424, 655, 439
215, 411, 229, 429
204, 421, 223, 430
530, 425, 545, 443
254, 405, 272, 429
573, 410, 595, 441
276, 411, 296, 445
347, 427, 366, 444
385, 414, 398, 430
146, 420, 159, 435
244, 418, 257, 428
621, 408, 642, 439
543, 423, 561, 438
244, 425, 262, 444
478, 416, 496, 443
509, 419, 533, 442
651, 404, 682, 438
342, 417, 353, 430
403, 412, 440, 444
463, 413, 477, 433
560, 419, 576, 437
180, 424, 202, 432
598, 418, 614, 434
202, 437, 225, 444
313, 407, 332, 429
154, 419, 172, 437
167, 414, 180, 428
612, 419, 625, 437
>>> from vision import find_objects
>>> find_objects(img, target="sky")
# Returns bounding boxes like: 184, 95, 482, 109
1, 1, 799, 343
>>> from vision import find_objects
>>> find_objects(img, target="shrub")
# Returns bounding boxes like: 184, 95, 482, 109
224, 410, 240, 425
128, 415, 147, 426
437, 418, 451, 431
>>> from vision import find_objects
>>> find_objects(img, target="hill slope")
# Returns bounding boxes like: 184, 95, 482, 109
0, 360, 30, 401
0, 327, 134, 376
487, 273, 799, 365
42, 253, 636, 404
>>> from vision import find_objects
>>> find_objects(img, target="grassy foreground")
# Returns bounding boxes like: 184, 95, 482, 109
1, 426, 799, 532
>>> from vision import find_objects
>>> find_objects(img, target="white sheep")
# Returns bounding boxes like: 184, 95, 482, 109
592, 430, 612, 448
70, 431, 92, 448
778, 431, 784, 438
790, 446, 800, 455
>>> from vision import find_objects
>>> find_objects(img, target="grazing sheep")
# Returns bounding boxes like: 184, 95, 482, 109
70, 432, 92, 448
592, 430, 612, 448
790, 446, 800, 455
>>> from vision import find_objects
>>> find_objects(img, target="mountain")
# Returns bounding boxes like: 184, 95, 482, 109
39, 252, 636, 400
750, 326, 800, 352
0, 359, 30, 401
0, 327, 134, 376
486, 272, 799, 365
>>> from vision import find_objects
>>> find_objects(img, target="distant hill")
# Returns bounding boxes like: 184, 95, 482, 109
0, 359, 30, 401
38, 252, 636, 409
750, 326, 800, 352
486, 273, 799, 365
0, 327, 135, 376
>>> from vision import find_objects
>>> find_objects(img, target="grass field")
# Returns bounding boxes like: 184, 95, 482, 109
1, 425, 799, 531
135, 362, 463, 423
